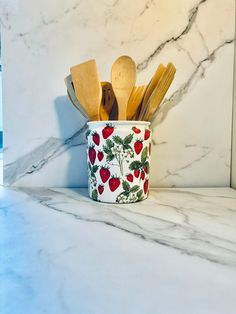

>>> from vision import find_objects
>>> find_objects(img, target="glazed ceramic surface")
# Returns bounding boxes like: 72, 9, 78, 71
86, 121, 152, 203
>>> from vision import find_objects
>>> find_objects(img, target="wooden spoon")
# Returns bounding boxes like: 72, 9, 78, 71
111, 56, 136, 120
138, 64, 166, 120
70, 59, 102, 121
100, 82, 115, 120
127, 85, 146, 120
143, 63, 176, 121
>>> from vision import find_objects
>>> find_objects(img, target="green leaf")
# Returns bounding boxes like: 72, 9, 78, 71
137, 190, 143, 201
88, 162, 92, 171
122, 180, 130, 192
103, 145, 111, 154
106, 154, 115, 162
143, 161, 150, 172
123, 191, 130, 197
85, 129, 91, 138
124, 133, 133, 145
130, 185, 139, 193
113, 135, 123, 145
91, 171, 96, 178
123, 144, 133, 151
106, 139, 114, 149
91, 189, 98, 201
129, 161, 142, 170
121, 191, 130, 197
141, 147, 148, 164
92, 165, 99, 173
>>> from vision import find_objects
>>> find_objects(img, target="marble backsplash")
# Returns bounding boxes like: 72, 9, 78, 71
0, 0, 235, 187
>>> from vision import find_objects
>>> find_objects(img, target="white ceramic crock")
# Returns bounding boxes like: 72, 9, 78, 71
86, 121, 152, 203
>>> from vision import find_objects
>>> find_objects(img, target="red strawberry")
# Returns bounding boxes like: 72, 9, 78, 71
144, 129, 151, 140
102, 124, 114, 139
134, 169, 140, 178
140, 171, 145, 180
88, 146, 96, 165
144, 180, 149, 194
99, 167, 110, 183
92, 132, 100, 145
134, 140, 143, 155
109, 177, 120, 192
126, 173, 133, 182
98, 151, 104, 161
98, 185, 104, 195
132, 126, 141, 134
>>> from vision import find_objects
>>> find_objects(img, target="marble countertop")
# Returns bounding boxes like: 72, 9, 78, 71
1, 186, 236, 314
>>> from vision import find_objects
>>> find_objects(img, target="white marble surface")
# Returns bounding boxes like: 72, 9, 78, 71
0, 0, 235, 187
1, 186, 236, 314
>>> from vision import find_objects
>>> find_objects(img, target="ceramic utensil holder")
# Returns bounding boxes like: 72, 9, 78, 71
86, 121, 152, 203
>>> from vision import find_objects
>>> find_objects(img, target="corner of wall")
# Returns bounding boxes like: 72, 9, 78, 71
231, 7, 236, 189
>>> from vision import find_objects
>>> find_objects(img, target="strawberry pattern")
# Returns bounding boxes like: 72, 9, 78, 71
86, 122, 152, 203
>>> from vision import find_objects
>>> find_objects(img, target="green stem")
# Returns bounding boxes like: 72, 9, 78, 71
115, 154, 124, 176
120, 159, 124, 176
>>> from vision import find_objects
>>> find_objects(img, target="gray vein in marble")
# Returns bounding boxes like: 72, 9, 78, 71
14, 1, 82, 41
139, 0, 156, 17
151, 39, 234, 127
0, 9, 11, 30
152, 139, 167, 146
175, 41, 198, 67
194, 21, 210, 54
157, 147, 213, 182
40, 2, 81, 26
158, 188, 236, 202
137, 0, 207, 71
112, 0, 120, 7
17, 187, 236, 267
185, 144, 197, 148
4, 123, 87, 185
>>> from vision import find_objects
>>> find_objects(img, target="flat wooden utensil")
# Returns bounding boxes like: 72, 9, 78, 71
127, 85, 146, 120
111, 56, 136, 120
143, 63, 176, 121
138, 64, 166, 120
127, 86, 138, 110
100, 81, 115, 120
70, 59, 102, 121
64, 75, 89, 120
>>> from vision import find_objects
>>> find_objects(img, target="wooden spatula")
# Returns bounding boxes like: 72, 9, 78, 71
64, 75, 89, 120
70, 59, 102, 121
143, 63, 176, 121
111, 56, 136, 120
138, 64, 166, 120
127, 85, 146, 120
100, 81, 115, 120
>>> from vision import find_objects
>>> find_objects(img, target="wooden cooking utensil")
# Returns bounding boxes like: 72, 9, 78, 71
143, 63, 176, 121
100, 101, 109, 121
127, 85, 146, 120
138, 64, 166, 120
70, 59, 102, 121
100, 81, 115, 120
111, 56, 136, 120
109, 99, 118, 120
64, 75, 89, 120
127, 86, 138, 109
